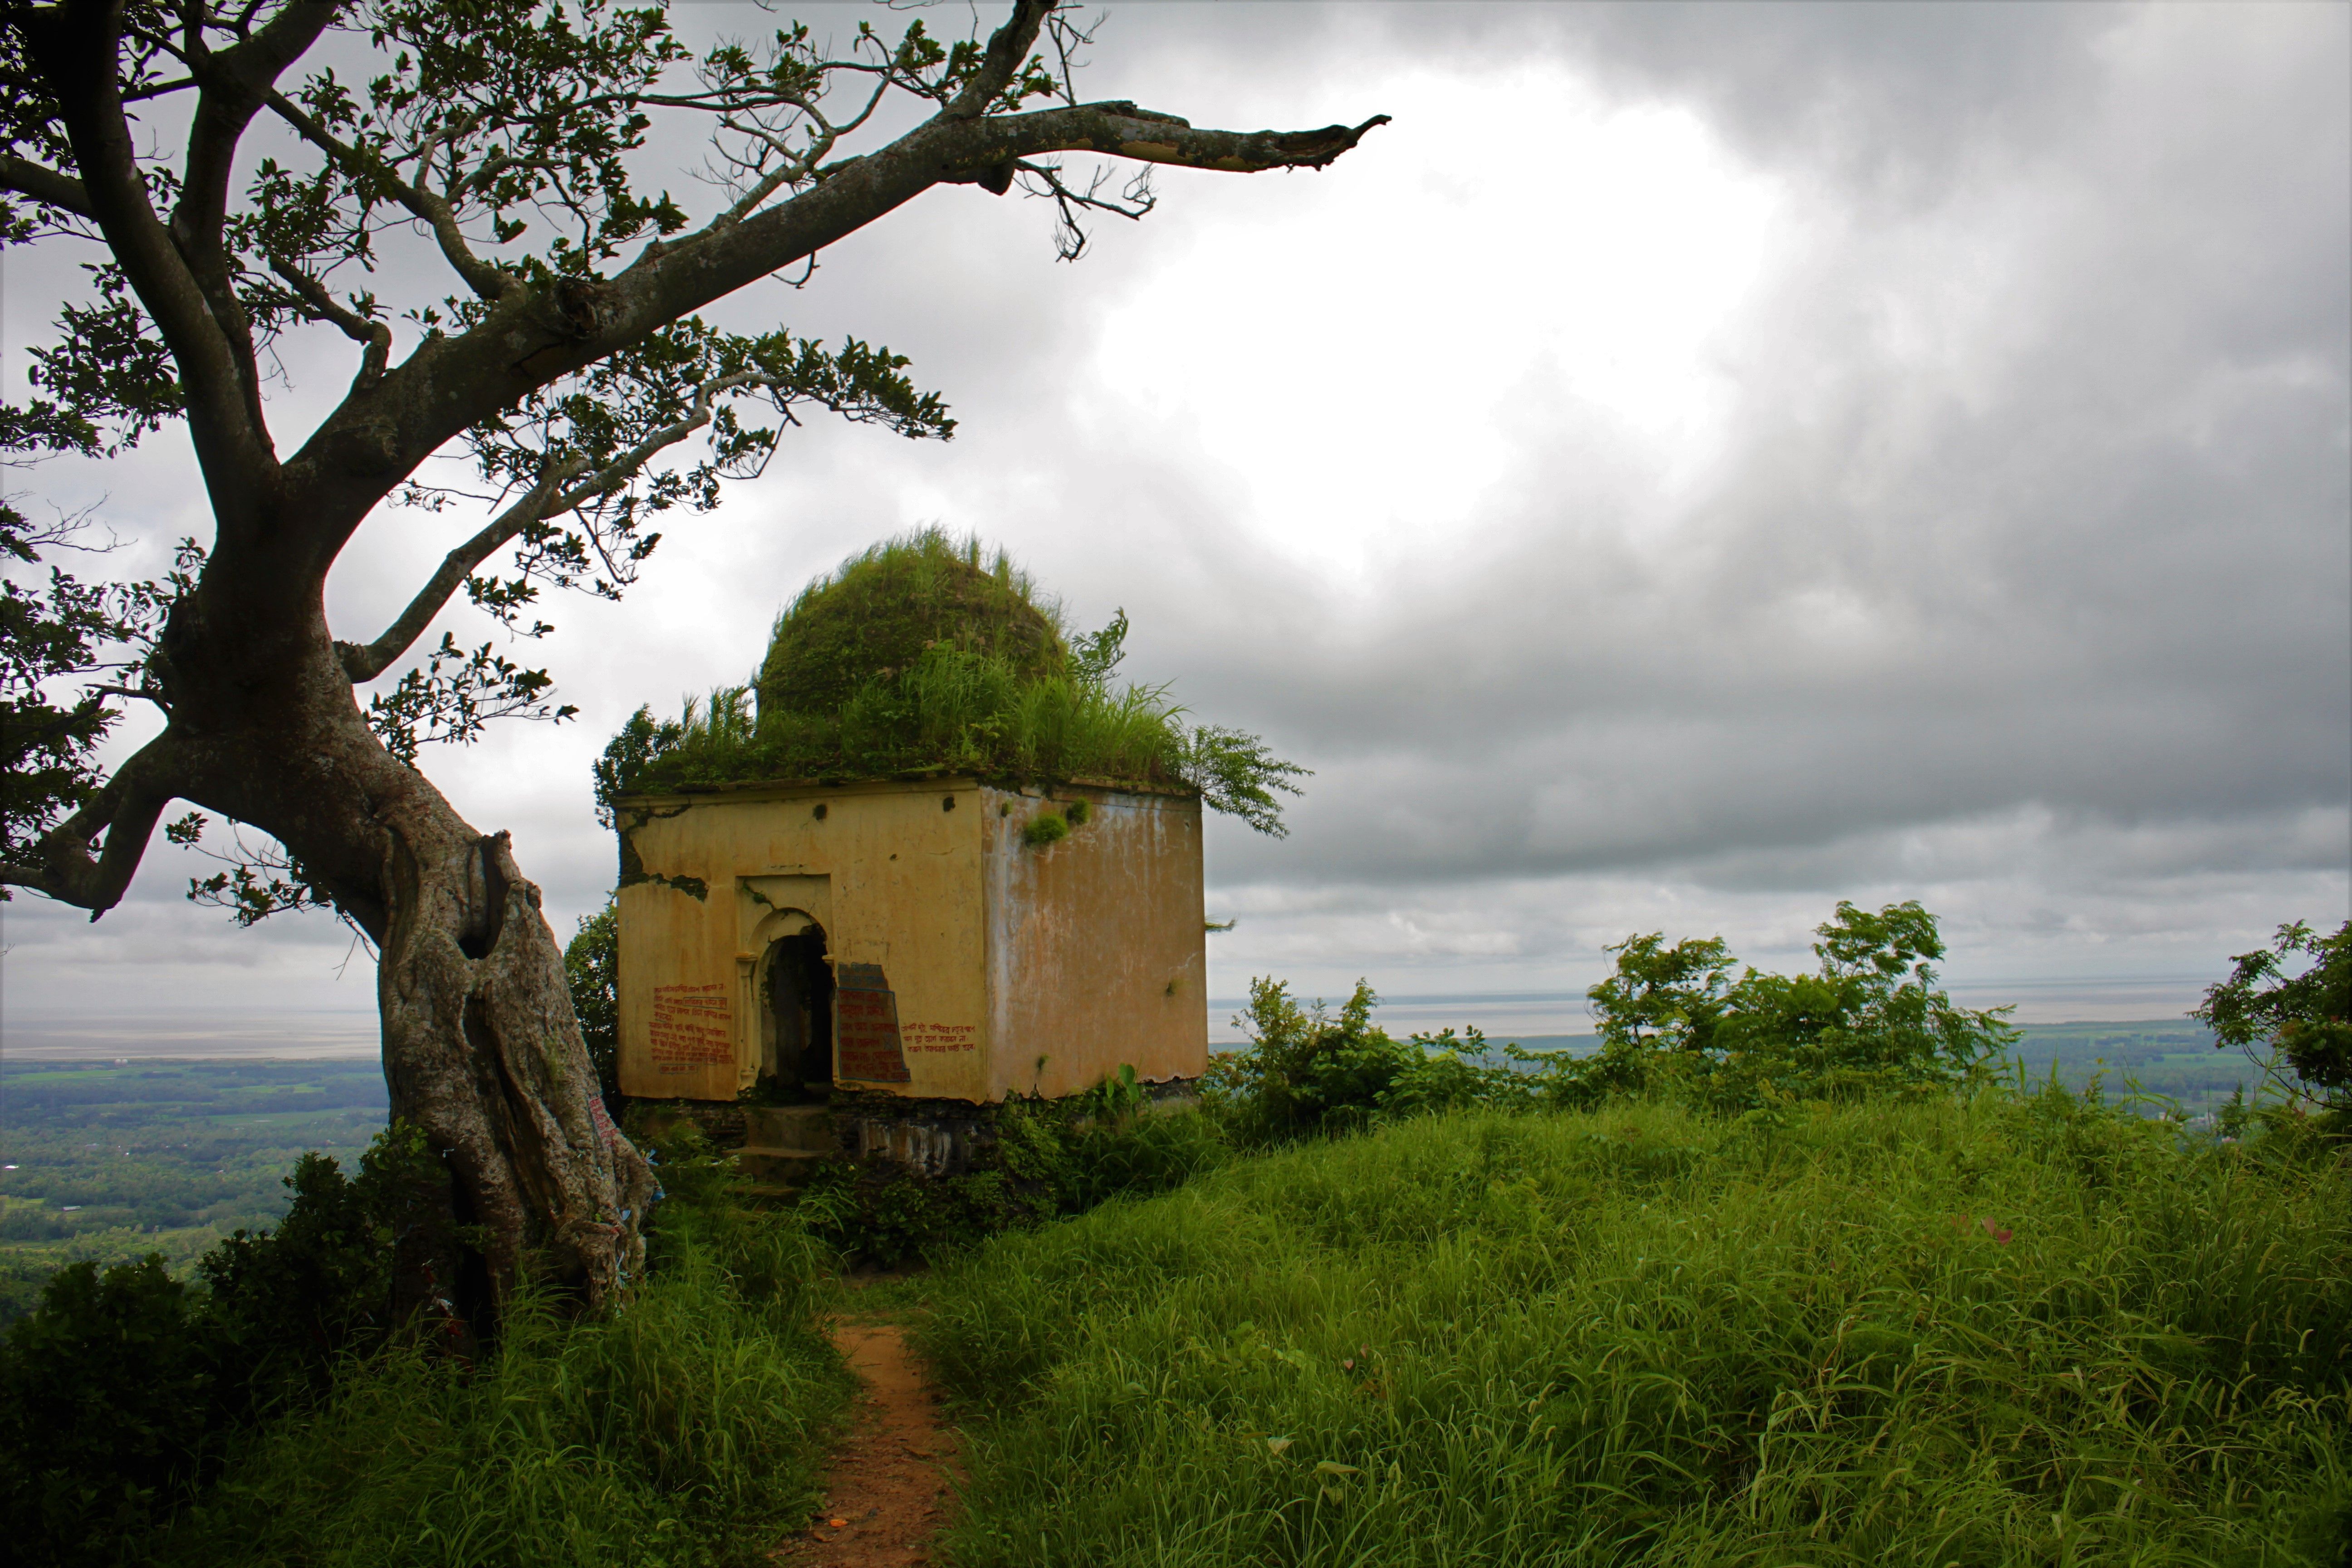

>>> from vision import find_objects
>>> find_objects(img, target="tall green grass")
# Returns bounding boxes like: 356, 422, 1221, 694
150, 1201, 850, 1568
917, 1092, 2352, 1566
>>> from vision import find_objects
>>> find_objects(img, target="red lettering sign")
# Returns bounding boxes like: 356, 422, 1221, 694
649, 983, 733, 1068
901, 1021, 980, 1054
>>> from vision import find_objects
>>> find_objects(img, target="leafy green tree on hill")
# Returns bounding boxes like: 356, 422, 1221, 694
1699, 900, 2019, 1111
2195, 918, 2352, 1120
563, 901, 621, 1104
1577, 902, 2017, 1113
1211, 901, 2017, 1137
0, 0, 1382, 1328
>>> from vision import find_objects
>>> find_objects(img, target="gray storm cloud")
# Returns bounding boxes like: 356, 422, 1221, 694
3, 2, 2343, 1042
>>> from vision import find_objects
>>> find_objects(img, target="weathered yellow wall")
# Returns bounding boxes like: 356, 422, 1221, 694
984, 785, 1208, 1098
615, 777, 1207, 1104
616, 780, 990, 1101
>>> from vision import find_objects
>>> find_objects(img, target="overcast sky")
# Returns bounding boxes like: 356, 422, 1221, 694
5, 0, 2347, 1054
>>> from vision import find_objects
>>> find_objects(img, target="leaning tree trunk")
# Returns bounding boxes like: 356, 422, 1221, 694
163, 604, 656, 1337
375, 823, 657, 1330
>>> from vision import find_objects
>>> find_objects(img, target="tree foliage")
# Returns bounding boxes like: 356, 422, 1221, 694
0, 404, 183, 887
564, 899, 621, 1102
2194, 919, 2352, 1117
0, 0, 1378, 912
1574, 901, 2018, 1114
1207, 902, 2019, 1139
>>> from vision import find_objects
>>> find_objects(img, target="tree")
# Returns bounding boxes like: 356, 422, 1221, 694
0, 0, 1384, 1327
1, 407, 179, 870
563, 900, 619, 1103
2193, 919, 2352, 1117
1579, 902, 2016, 1112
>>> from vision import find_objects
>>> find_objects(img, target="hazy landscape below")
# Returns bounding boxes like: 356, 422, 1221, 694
0, 1059, 386, 1318
1, 971, 2215, 1061
0, 1016, 2279, 1321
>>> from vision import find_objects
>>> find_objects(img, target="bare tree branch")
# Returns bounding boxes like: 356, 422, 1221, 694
14, 1, 279, 519
267, 255, 393, 391
89, 681, 171, 710
0, 152, 93, 218
336, 370, 765, 681
1014, 156, 1154, 261
0, 744, 175, 916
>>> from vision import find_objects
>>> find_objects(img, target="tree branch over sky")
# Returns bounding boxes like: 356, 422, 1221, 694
0, 0, 1382, 1328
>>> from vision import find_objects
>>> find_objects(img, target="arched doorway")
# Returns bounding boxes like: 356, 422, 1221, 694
760, 919, 835, 1095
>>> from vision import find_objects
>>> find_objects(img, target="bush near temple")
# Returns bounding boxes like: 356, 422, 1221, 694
1205, 902, 2019, 1143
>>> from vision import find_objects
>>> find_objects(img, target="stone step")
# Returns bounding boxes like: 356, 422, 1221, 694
741, 1105, 838, 1153
740, 1182, 806, 1206
735, 1146, 831, 1185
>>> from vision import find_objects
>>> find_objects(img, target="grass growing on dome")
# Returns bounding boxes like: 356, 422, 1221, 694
597, 529, 1308, 834
755, 529, 1067, 718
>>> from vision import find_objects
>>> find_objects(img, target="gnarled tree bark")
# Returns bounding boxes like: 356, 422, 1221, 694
100, 583, 657, 1321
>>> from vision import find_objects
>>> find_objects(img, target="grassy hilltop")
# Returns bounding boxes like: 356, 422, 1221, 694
4, 909, 2345, 1566
918, 1097, 2351, 1565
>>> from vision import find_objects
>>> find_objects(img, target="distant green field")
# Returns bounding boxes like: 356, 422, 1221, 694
1997, 1019, 2280, 1114
0, 1058, 387, 1321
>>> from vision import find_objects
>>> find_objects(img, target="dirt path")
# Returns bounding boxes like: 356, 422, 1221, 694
777, 1321, 962, 1567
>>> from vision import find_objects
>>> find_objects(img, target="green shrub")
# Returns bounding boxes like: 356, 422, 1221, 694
919, 1093, 2352, 1567
152, 1196, 848, 1568
0, 1255, 214, 1565
1205, 906, 2016, 1144
800, 1076, 1234, 1266
1022, 810, 1070, 846
1556, 901, 2018, 1116
0, 1117, 849, 1568
0, 1130, 434, 1567
1205, 979, 1417, 1142
2195, 918, 2352, 1122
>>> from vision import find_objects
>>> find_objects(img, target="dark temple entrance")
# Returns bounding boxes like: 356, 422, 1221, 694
764, 922, 835, 1094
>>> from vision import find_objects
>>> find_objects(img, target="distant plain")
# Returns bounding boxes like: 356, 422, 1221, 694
0, 1015, 2276, 1319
